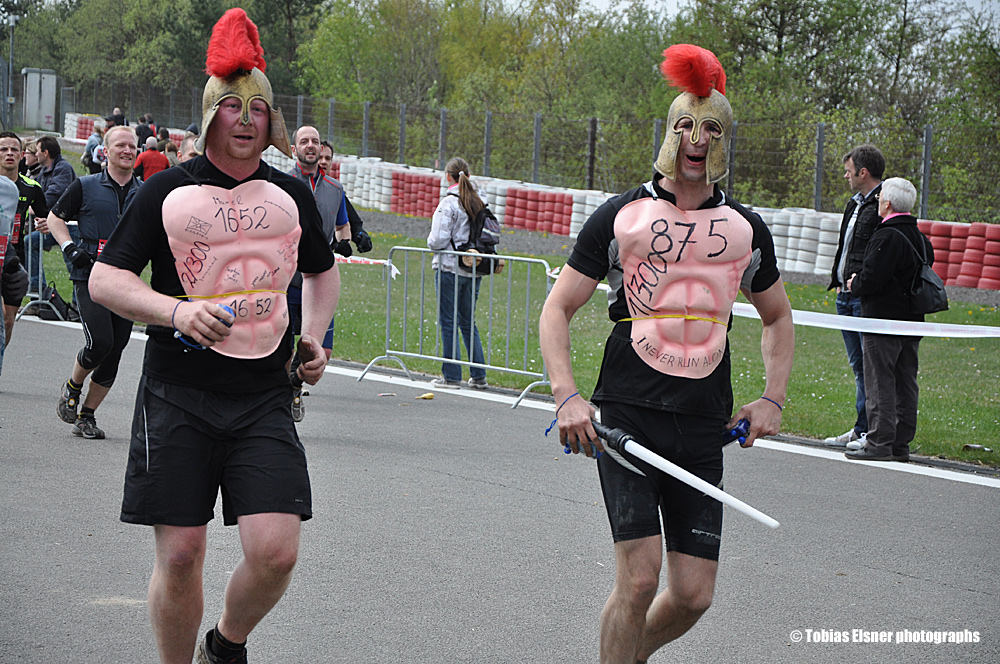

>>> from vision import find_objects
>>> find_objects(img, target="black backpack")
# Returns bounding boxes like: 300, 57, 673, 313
450, 195, 502, 276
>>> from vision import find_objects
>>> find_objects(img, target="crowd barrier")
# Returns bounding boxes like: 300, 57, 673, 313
62, 113, 187, 151
53, 112, 1000, 294
358, 247, 553, 407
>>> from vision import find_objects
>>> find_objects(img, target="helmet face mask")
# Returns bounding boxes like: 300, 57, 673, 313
654, 89, 733, 185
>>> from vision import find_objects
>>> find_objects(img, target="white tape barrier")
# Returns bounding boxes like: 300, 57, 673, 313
545, 267, 1000, 339
732, 302, 1000, 338
335, 255, 400, 279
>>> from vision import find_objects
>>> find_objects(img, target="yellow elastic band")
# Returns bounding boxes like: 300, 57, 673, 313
622, 313, 726, 326
173, 289, 287, 300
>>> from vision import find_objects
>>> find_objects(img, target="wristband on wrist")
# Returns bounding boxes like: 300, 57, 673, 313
761, 396, 783, 411
171, 300, 183, 330
60, 240, 75, 251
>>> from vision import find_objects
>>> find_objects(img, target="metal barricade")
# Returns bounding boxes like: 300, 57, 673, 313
358, 246, 553, 407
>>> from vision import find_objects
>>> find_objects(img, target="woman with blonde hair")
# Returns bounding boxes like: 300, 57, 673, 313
426, 157, 489, 389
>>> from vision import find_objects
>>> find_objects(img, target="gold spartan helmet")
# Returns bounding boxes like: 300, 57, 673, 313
195, 69, 292, 158
654, 89, 733, 185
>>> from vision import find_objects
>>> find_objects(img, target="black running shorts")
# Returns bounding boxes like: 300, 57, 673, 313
121, 376, 312, 527
596, 401, 727, 561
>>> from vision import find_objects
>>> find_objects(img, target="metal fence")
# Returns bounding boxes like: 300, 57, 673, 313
55, 80, 1000, 224
358, 247, 553, 407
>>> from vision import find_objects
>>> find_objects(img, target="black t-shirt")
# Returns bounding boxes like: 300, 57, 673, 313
97, 155, 336, 392
567, 178, 780, 419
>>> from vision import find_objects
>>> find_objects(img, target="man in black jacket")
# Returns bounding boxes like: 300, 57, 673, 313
845, 177, 931, 462
825, 144, 884, 447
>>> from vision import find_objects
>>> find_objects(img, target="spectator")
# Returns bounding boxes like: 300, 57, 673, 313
156, 127, 170, 153
319, 140, 373, 254
164, 141, 179, 168
133, 136, 170, 180
82, 123, 105, 174
825, 144, 885, 447
845, 178, 930, 462
20, 138, 42, 179
0, 131, 47, 340
26, 136, 80, 310
48, 124, 142, 439
178, 134, 199, 163
426, 156, 492, 389
134, 114, 154, 148
285, 124, 351, 421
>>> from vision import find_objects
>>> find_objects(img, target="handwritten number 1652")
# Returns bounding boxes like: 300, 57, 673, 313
214, 206, 269, 233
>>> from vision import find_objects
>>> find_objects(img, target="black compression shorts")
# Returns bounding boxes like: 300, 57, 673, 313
596, 401, 727, 561
121, 376, 312, 527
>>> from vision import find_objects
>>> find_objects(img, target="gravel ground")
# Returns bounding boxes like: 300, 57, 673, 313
361, 208, 1000, 307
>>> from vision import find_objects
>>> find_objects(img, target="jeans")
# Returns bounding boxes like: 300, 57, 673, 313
26, 226, 81, 305
435, 269, 486, 383
836, 290, 867, 434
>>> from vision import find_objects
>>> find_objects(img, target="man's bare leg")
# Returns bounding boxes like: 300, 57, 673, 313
599, 536, 663, 664
81, 381, 110, 411
215, 512, 301, 644
635, 551, 718, 661
149, 525, 208, 664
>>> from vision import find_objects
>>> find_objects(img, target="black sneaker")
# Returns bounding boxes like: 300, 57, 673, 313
196, 629, 248, 664
57, 383, 82, 424
291, 387, 305, 422
72, 414, 105, 440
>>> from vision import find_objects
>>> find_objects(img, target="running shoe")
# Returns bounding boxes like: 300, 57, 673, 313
196, 629, 248, 664
57, 383, 82, 424
291, 387, 305, 422
824, 429, 861, 447
431, 377, 460, 389
468, 376, 489, 390
72, 414, 105, 440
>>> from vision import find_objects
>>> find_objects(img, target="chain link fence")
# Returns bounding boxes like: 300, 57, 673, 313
54, 81, 1000, 224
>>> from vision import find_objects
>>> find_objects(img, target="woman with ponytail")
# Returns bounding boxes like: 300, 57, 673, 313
426, 157, 489, 389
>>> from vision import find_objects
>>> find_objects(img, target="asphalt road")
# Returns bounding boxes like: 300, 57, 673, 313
1, 318, 998, 663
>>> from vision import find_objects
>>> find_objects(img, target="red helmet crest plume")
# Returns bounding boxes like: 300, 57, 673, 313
660, 44, 725, 97
205, 7, 266, 77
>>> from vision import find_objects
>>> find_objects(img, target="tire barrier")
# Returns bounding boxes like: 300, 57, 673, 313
62, 113, 187, 150
358, 246, 553, 408
55, 112, 1000, 292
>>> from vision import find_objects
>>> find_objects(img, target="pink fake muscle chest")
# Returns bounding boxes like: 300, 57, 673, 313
162, 181, 301, 359
615, 197, 753, 378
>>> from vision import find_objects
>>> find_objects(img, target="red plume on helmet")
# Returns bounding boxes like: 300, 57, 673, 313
205, 8, 267, 77
660, 44, 726, 97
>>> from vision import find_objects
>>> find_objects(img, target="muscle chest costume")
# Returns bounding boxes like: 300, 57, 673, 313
568, 180, 777, 419
163, 179, 300, 359
97, 157, 334, 392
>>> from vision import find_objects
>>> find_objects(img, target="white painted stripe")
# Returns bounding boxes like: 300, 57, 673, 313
752, 439, 1000, 489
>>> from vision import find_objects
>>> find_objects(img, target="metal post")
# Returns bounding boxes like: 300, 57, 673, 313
168, 88, 175, 128
438, 107, 447, 169
191, 87, 199, 128
483, 110, 493, 177
533, 113, 542, 184
920, 125, 933, 219
727, 120, 738, 198
363, 100, 371, 157
6, 16, 16, 130
652, 118, 662, 164
586, 117, 597, 191
398, 103, 406, 164
148, 83, 153, 116
110, 81, 116, 115
814, 122, 825, 211
296, 95, 304, 133
327, 98, 335, 145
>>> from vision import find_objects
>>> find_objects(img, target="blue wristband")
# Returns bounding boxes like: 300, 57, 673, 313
761, 396, 783, 411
